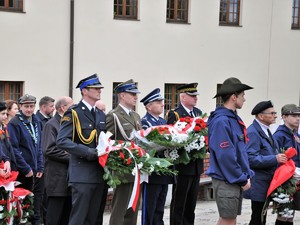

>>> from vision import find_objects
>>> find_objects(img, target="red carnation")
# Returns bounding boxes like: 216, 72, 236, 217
194, 125, 201, 132
126, 158, 132, 165
119, 152, 125, 159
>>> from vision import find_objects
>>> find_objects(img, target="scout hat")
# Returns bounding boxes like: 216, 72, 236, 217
18, 94, 36, 104
0, 102, 7, 111
177, 83, 199, 96
140, 88, 164, 106
281, 104, 300, 115
213, 77, 253, 98
76, 74, 103, 91
114, 79, 140, 94
251, 100, 274, 115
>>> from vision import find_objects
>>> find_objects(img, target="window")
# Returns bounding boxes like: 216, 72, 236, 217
0, 0, 23, 12
0, 81, 23, 101
114, 0, 138, 20
164, 83, 184, 116
166, 0, 189, 23
292, 0, 300, 29
219, 0, 240, 26
216, 84, 223, 107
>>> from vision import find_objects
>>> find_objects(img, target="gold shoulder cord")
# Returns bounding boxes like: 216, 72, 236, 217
71, 109, 98, 144
165, 110, 180, 123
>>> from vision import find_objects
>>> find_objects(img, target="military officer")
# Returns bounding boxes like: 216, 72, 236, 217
107, 79, 142, 225
140, 88, 175, 225
166, 83, 203, 225
57, 74, 106, 225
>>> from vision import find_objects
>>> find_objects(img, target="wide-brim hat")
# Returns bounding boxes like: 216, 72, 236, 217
177, 83, 199, 96
76, 73, 104, 90
140, 88, 164, 106
213, 77, 253, 98
114, 79, 141, 94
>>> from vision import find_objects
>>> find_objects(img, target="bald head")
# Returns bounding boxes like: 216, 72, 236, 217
95, 100, 106, 113
55, 96, 74, 115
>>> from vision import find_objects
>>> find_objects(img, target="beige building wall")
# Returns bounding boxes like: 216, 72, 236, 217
0, 0, 299, 128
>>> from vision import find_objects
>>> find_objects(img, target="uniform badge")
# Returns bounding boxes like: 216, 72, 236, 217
220, 141, 230, 148
61, 116, 71, 122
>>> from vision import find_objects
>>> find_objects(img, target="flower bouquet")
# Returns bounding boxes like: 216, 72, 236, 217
97, 132, 176, 188
263, 147, 299, 219
0, 164, 34, 225
134, 116, 208, 164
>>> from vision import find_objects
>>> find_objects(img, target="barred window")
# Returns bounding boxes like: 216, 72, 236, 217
0, 0, 23, 12
292, 0, 300, 29
164, 83, 184, 116
166, 0, 189, 23
0, 81, 23, 101
114, 0, 138, 20
219, 0, 240, 26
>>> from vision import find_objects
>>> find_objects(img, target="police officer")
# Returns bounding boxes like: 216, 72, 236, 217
57, 74, 106, 225
166, 83, 203, 225
140, 88, 175, 225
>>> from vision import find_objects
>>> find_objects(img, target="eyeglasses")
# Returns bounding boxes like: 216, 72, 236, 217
261, 112, 277, 115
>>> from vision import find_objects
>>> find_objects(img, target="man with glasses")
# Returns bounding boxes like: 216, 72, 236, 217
244, 100, 287, 225
273, 104, 300, 225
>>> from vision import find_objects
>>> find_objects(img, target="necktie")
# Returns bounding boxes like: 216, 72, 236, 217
91, 108, 96, 120
267, 129, 274, 146
238, 120, 249, 144
189, 110, 194, 118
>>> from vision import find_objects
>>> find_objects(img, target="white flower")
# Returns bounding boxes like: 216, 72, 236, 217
169, 149, 179, 160
272, 197, 290, 204
200, 136, 205, 142
164, 150, 170, 158
0, 205, 3, 211
199, 142, 205, 148
145, 153, 150, 158
138, 162, 143, 169
132, 169, 136, 176
149, 165, 154, 173
155, 161, 161, 166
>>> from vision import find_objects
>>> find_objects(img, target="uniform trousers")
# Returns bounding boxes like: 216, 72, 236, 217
142, 183, 168, 225
69, 182, 105, 225
46, 196, 72, 225
170, 175, 200, 225
249, 201, 267, 225
109, 182, 142, 225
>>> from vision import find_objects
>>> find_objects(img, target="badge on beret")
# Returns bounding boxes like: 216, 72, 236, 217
61, 116, 71, 122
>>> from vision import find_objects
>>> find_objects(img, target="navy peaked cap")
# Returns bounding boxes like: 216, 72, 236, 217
140, 88, 164, 106
251, 100, 274, 115
76, 73, 103, 91
114, 79, 140, 94
177, 83, 199, 95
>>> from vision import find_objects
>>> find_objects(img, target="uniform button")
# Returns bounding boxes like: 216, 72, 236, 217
89, 124, 92, 127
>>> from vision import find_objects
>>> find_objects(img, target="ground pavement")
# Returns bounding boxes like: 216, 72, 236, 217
103, 199, 300, 225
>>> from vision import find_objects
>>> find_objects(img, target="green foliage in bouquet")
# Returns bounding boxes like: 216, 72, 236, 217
0, 188, 16, 225
13, 193, 34, 225
103, 141, 177, 188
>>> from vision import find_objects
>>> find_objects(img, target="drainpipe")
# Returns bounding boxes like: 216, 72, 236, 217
69, 0, 74, 98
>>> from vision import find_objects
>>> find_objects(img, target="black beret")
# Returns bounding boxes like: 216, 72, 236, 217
0, 102, 7, 111
251, 100, 274, 115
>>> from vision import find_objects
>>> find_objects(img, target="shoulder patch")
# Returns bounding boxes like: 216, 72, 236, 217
61, 116, 71, 122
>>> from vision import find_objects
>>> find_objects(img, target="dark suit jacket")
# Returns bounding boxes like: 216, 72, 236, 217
42, 112, 70, 196
106, 105, 142, 182
166, 103, 204, 176
57, 101, 106, 184
244, 119, 279, 202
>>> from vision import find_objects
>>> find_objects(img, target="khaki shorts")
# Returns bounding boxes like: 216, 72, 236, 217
212, 178, 243, 219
